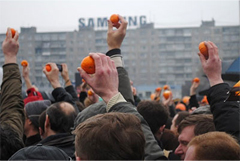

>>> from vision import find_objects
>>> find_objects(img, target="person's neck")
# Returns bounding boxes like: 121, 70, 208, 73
25, 128, 39, 138
155, 133, 162, 141
45, 128, 57, 138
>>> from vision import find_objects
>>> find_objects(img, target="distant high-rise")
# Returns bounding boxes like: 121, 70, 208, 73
0, 20, 239, 99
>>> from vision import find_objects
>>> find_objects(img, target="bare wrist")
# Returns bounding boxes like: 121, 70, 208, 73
64, 77, 69, 82
4, 56, 17, 64
190, 89, 196, 96
51, 82, 61, 89
65, 79, 71, 86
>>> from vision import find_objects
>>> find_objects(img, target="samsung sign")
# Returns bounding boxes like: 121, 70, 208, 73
79, 16, 147, 29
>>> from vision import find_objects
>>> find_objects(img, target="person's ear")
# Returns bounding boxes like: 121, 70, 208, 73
75, 152, 81, 161
25, 117, 33, 126
44, 115, 50, 129
39, 127, 43, 136
160, 125, 166, 133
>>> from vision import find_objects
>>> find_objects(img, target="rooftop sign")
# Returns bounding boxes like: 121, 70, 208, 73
79, 16, 147, 29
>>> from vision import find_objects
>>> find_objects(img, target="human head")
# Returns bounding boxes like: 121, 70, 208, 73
160, 129, 179, 151
24, 100, 50, 135
0, 124, 24, 160
137, 100, 168, 139
170, 111, 189, 135
45, 102, 77, 135
174, 114, 215, 160
23, 88, 44, 106
185, 132, 240, 160
9, 144, 71, 160
175, 103, 187, 112
73, 112, 145, 160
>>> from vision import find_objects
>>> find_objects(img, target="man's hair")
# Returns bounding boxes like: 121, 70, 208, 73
188, 131, 240, 160
137, 100, 168, 134
0, 124, 24, 160
160, 129, 179, 150
175, 111, 190, 127
46, 102, 77, 133
73, 112, 145, 160
178, 114, 215, 135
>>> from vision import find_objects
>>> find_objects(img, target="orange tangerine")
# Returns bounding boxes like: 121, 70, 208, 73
182, 96, 190, 105
45, 64, 51, 72
81, 56, 95, 74
6, 28, 16, 38
21, 60, 28, 67
88, 90, 93, 96
110, 14, 119, 24
163, 85, 169, 90
155, 87, 162, 92
193, 77, 200, 83
163, 90, 171, 99
199, 42, 208, 59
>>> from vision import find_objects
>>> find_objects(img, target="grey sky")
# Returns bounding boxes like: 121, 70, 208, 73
0, 0, 239, 33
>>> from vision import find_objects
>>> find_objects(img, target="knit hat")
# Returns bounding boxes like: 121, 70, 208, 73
24, 96, 44, 105
24, 87, 44, 105
25, 100, 51, 129
9, 144, 72, 160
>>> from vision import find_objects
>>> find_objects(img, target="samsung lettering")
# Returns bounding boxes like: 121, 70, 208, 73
79, 16, 147, 28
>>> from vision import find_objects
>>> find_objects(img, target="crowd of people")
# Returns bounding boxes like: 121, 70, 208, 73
0, 14, 239, 160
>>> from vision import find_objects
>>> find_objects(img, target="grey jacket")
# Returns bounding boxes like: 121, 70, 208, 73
74, 66, 167, 160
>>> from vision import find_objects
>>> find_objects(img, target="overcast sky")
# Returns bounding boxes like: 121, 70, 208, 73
0, 0, 239, 33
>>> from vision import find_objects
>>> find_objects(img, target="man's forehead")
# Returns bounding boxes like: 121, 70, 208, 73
178, 125, 195, 141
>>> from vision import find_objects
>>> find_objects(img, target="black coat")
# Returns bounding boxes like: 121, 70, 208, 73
207, 83, 240, 144
39, 133, 75, 159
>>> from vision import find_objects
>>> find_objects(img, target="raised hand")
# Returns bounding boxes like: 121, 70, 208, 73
198, 41, 223, 86
78, 53, 118, 104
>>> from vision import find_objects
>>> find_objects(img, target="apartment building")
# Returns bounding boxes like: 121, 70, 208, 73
0, 20, 239, 99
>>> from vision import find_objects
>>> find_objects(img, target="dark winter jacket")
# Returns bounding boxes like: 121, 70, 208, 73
207, 83, 240, 144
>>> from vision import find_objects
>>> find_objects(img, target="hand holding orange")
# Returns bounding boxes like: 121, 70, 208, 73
163, 90, 172, 99
45, 64, 51, 72
88, 90, 93, 96
6, 28, 16, 38
110, 14, 119, 24
81, 56, 95, 74
155, 87, 162, 92
199, 42, 208, 59
21, 60, 28, 67
163, 85, 169, 90
193, 77, 200, 83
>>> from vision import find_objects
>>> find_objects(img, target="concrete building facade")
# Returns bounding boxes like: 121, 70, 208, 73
0, 20, 239, 99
